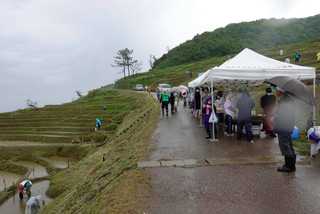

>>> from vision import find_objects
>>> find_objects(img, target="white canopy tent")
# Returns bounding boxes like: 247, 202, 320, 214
200, 48, 316, 84
188, 48, 317, 141
188, 70, 211, 88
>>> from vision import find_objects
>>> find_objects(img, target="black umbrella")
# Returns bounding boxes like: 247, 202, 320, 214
265, 76, 315, 105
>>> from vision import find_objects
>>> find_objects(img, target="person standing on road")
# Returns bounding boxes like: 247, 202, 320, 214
194, 88, 201, 118
273, 88, 296, 173
203, 98, 212, 139
236, 89, 255, 143
160, 90, 170, 117
169, 92, 176, 114
224, 93, 236, 136
260, 87, 276, 137
215, 91, 225, 126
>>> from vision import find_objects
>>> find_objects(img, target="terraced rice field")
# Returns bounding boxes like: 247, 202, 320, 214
0, 89, 142, 143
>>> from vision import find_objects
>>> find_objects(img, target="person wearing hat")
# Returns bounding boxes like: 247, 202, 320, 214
260, 87, 276, 137
273, 87, 296, 172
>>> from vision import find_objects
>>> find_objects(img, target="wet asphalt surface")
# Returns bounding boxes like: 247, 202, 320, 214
144, 105, 320, 214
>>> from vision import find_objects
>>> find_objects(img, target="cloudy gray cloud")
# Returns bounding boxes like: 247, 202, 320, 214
0, 0, 319, 112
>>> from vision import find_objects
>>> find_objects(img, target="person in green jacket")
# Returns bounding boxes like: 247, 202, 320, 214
160, 90, 170, 117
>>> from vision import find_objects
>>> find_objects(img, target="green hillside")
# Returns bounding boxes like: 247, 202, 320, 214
0, 89, 144, 143
116, 40, 320, 90
154, 14, 320, 68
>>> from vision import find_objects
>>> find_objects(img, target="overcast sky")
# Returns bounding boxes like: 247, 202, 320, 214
1, 0, 319, 112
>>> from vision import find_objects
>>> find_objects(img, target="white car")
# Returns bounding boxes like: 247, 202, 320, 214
158, 83, 171, 92
134, 84, 145, 91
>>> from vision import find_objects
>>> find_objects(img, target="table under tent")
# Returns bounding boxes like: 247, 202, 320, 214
188, 48, 316, 141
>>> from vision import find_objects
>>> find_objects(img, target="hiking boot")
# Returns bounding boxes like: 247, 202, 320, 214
277, 165, 292, 173
277, 156, 295, 173
289, 156, 296, 172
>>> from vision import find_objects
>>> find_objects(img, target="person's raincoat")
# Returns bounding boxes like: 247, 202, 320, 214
25, 195, 44, 214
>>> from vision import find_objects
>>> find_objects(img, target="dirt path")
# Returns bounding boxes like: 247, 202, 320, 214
143, 105, 320, 214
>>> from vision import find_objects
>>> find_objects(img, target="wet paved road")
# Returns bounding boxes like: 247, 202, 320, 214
144, 105, 320, 214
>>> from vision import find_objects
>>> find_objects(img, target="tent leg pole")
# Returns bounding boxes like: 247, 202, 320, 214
200, 89, 203, 127
313, 77, 316, 126
211, 80, 217, 142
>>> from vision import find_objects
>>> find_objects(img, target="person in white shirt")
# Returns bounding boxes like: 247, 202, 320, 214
224, 93, 236, 136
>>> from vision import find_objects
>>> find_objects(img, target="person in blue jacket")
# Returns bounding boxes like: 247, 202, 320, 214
96, 118, 102, 131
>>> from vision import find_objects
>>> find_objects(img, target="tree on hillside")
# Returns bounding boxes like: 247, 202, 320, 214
26, 99, 38, 109
112, 48, 138, 77
130, 60, 142, 75
75, 91, 82, 98
149, 55, 157, 69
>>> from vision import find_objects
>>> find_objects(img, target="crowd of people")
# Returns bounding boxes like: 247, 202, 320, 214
189, 85, 304, 173
157, 88, 187, 117
190, 86, 261, 143
157, 83, 313, 173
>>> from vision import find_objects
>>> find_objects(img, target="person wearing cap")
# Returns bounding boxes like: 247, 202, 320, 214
260, 87, 276, 137
273, 87, 296, 172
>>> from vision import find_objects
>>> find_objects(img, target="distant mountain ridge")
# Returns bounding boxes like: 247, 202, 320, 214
154, 14, 320, 68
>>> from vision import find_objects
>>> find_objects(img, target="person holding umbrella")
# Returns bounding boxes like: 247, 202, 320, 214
268, 76, 314, 173
273, 87, 297, 172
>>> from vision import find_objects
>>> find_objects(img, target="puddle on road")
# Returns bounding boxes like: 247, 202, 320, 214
15, 161, 48, 179
43, 156, 71, 169
0, 180, 51, 214
0, 171, 20, 192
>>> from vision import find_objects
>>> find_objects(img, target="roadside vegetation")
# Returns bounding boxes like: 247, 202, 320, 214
43, 91, 159, 213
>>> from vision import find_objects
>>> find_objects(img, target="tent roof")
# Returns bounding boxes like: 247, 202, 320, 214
196, 48, 316, 85
188, 70, 211, 88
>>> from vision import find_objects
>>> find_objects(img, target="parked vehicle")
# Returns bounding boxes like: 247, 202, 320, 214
157, 83, 171, 92
134, 84, 145, 91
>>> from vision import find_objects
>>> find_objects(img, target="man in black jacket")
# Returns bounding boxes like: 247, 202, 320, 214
273, 88, 296, 173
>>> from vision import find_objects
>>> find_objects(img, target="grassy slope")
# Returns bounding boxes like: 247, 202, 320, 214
116, 40, 320, 90
42, 92, 159, 213
0, 89, 140, 143
154, 15, 320, 68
